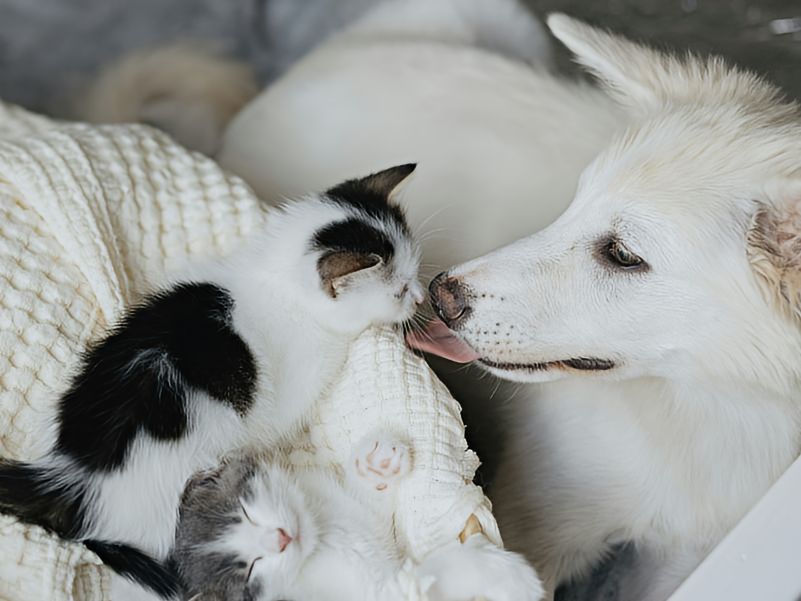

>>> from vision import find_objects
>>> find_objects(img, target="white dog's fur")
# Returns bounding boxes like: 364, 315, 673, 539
439, 14, 801, 601
217, 0, 623, 273
82, 1, 801, 599
219, 5, 801, 599
75, 43, 259, 155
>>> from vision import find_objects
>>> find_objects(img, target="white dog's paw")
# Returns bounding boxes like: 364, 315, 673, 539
418, 536, 544, 601
351, 435, 411, 492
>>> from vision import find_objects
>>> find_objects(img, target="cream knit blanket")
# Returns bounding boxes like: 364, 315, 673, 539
0, 102, 500, 600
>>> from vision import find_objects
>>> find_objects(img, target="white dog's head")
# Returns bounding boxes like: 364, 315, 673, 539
412, 15, 801, 393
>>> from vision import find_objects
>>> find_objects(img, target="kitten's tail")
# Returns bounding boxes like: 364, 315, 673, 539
84, 540, 183, 600
0, 458, 86, 537
72, 43, 259, 155
0, 459, 182, 599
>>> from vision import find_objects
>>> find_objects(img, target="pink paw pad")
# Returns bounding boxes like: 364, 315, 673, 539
354, 439, 411, 492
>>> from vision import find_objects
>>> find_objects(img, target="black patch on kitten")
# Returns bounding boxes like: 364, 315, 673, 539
56, 282, 257, 472
325, 163, 415, 234
312, 218, 396, 263
313, 165, 418, 295
0, 460, 86, 538
83, 539, 183, 599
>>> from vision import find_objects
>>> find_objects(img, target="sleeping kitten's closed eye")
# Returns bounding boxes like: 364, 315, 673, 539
231, 464, 317, 589
174, 459, 319, 600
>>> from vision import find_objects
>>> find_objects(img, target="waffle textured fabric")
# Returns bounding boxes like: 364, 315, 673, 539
0, 101, 500, 601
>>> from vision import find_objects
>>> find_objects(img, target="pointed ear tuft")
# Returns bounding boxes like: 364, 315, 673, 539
327, 164, 417, 200
547, 13, 665, 110
356, 163, 417, 199
326, 163, 416, 214
548, 13, 778, 114
747, 202, 801, 322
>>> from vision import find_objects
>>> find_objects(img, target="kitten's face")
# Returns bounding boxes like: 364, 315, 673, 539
275, 164, 424, 335
225, 464, 318, 594
174, 458, 318, 601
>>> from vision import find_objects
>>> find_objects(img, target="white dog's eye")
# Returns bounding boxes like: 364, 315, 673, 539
603, 238, 646, 270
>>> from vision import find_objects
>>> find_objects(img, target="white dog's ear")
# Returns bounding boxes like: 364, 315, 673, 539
547, 13, 761, 114
747, 192, 801, 321
547, 14, 666, 110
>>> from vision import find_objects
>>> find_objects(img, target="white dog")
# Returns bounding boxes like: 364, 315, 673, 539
83, 2, 801, 599
415, 14, 801, 601
221, 7, 801, 600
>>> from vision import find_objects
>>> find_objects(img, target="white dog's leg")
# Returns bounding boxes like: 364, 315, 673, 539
614, 545, 708, 601
490, 381, 724, 600
418, 535, 544, 601
489, 382, 652, 595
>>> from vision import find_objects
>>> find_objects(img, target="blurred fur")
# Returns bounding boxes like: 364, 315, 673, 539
436, 14, 801, 601
74, 43, 258, 154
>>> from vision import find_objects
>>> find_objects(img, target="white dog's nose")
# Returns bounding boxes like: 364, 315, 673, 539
429, 272, 469, 328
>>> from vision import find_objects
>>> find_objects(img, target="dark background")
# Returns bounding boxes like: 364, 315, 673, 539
0, 0, 798, 116
531, 0, 801, 96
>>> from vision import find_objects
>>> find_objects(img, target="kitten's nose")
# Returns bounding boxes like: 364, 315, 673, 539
277, 528, 293, 553
410, 281, 425, 305
429, 272, 469, 328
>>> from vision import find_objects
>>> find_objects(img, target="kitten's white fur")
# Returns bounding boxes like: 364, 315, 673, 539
229, 457, 405, 600
208, 435, 542, 601
71, 193, 422, 561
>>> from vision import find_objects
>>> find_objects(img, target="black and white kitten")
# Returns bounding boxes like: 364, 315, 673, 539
0, 164, 422, 596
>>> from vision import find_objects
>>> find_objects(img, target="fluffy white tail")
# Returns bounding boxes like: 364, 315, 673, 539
75, 44, 258, 155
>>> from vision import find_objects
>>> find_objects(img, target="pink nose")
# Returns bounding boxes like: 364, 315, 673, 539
410, 282, 425, 305
277, 528, 293, 553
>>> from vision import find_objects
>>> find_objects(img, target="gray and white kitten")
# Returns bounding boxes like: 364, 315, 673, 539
0, 164, 423, 599
172, 435, 542, 601
174, 435, 411, 601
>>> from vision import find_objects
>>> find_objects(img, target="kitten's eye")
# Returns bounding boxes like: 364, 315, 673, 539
240, 501, 257, 526
395, 284, 409, 300
246, 557, 262, 582
603, 238, 646, 270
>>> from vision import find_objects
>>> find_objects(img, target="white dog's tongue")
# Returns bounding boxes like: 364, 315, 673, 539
405, 318, 481, 363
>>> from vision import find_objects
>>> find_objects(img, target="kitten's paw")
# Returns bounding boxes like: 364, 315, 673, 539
418, 536, 544, 601
352, 436, 411, 492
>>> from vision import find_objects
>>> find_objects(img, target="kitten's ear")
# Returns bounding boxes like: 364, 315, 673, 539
181, 466, 223, 504
327, 163, 416, 204
748, 195, 801, 321
185, 466, 223, 490
358, 163, 417, 199
318, 251, 381, 298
